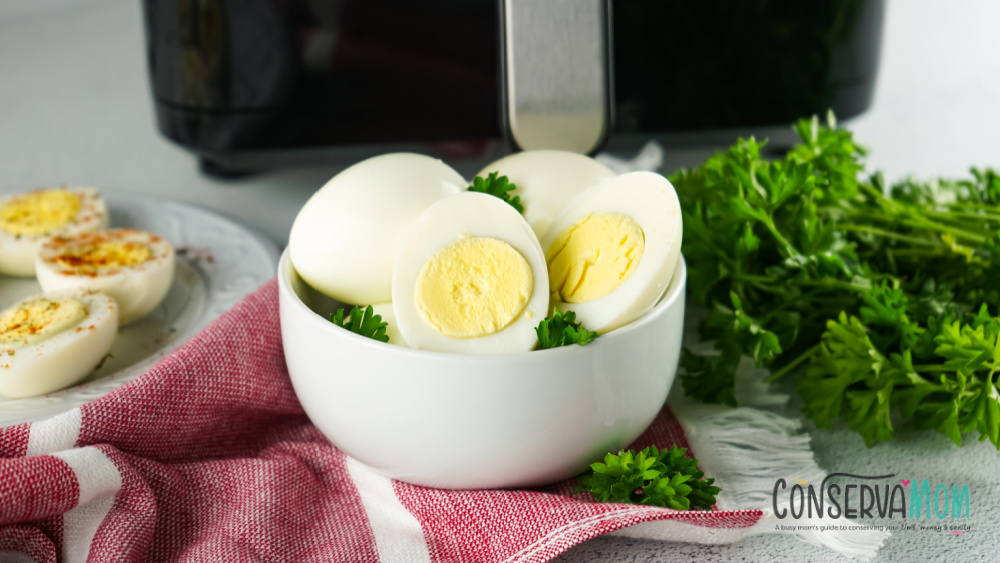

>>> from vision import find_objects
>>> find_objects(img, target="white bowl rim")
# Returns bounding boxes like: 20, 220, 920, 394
278, 248, 686, 363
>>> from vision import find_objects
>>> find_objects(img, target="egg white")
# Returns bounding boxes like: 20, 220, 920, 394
475, 151, 616, 240
392, 192, 549, 355
540, 171, 683, 333
35, 228, 175, 325
370, 302, 407, 347
0, 290, 118, 399
0, 187, 109, 277
290, 153, 466, 306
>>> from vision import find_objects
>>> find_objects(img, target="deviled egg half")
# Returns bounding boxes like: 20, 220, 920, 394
0, 186, 108, 276
540, 171, 683, 333
0, 290, 118, 398
35, 228, 175, 325
392, 191, 549, 354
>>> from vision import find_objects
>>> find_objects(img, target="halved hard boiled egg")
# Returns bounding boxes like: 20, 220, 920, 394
290, 153, 466, 305
0, 187, 109, 277
392, 192, 549, 354
475, 151, 616, 240
35, 228, 175, 325
0, 290, 118, 398
540, 171, 682, 333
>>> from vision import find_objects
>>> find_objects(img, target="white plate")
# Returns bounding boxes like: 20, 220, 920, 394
0, 192, 279, 425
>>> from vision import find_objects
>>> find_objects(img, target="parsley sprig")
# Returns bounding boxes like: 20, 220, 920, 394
576, 446, 720, 510
799, 300, 1000, 447
469, 172, 524, 214
535, 310, 600, 349
329, 305, 389, 343
674, 111, 1000, 448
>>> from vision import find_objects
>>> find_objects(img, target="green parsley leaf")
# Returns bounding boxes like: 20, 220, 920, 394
576, 446, 720, 510
535, 310, 599, 349
469, 172, 524, 214
329, 305, 389, 343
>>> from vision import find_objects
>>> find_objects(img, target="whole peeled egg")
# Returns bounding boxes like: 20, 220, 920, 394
475, 151, 615, 240
370, 302, 406, 347
289, 153, 466, 305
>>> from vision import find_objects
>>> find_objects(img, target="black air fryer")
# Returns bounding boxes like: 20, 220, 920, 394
142, 0, 884, 175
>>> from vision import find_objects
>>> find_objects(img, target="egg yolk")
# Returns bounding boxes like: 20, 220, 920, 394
0, 298, 87, 350
0, 190, 81, 235
415, 237, 533, 338
54, 241, 152, 275
547, 213, 644, 303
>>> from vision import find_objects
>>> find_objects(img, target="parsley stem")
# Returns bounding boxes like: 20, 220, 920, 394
838, 224, 940, 247
730, 274, 788, 295
732, 274, 867, 294
732, 274, 773, 284
851, 206, 989, 244
902, 216, 988, 244
859, 181, 894, 202
911, 365, 953, 373
913, 364, 997, 374
924, 208, 1000, 225
850, 188, 992, 243
880, 248, 948, 257
796, 278, 870, 292
765, 344, 821, 382
942, 203, 1000, 220
763, 217, 803, 261
753, 290, 854, 323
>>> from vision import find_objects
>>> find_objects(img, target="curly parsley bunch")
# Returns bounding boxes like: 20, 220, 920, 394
576, 446, 720, 510
674, 111, 1000, 448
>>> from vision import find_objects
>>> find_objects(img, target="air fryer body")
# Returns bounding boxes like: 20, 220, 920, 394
142, 0, 884, 174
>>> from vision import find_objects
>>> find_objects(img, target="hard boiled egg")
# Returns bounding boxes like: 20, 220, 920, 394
475, 151, 616, 239
290, 153, 466, 305
392, 192, 549, 354
370, 302, 407, 347
540, 171, 682, 333
0, 186, 109, 277
35, 228, 175, 325
0, 290, 118, 398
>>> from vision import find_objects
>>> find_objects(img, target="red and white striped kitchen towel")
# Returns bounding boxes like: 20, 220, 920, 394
0, 279, 887, 562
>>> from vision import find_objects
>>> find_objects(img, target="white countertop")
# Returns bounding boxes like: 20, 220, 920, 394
2, 1, 999, 561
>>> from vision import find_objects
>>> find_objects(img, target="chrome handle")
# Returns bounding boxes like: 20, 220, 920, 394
501, 0, 612, 154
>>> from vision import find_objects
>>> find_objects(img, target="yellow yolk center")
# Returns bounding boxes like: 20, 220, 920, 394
55, 241, 152, 275
547, 212, 644, 303
0, 298, 88, 350
415, 237, 533, 338
0, 190, 81, 235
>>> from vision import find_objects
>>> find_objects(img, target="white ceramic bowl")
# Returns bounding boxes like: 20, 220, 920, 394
278, 249, 686, 489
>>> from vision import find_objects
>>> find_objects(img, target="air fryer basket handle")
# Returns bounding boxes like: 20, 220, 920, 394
500, 0, 613, 154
